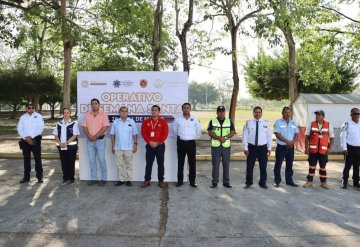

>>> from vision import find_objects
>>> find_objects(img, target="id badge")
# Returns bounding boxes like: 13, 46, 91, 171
150, 131, 155, 137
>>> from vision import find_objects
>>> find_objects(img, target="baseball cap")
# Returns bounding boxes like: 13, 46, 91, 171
26, 102, 34, 107
314, 110, 325, 116
217, 106, 225, 112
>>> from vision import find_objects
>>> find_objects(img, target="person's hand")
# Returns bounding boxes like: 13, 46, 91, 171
326, 147, 332, 154
25, 136, 33, 145
287, 141, 294, 149
112, 147, 115, 154
149, 141, 158, 148
132, 144, 137, 153
220, 137, 225, 143
88, 135, 96, 142
305, 148, 309, 155
267, 150, 271, 157
60, 143, 67, 148
342, 150, 348, 156
244, 150, 249, 157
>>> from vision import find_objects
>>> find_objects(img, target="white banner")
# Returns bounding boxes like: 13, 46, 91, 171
77, 71, 188, 182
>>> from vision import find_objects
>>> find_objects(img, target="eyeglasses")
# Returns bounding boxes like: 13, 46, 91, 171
27, 107, 34, 110
352, 113, 360, 116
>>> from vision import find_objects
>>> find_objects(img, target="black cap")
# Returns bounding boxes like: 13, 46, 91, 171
26, 102, 33, 107
217, 106, 225, 112
314, 110, 325, 116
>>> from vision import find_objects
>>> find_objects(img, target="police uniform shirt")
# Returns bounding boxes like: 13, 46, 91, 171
242, 118, 272, 151
274, 118, 299, 145
305, 121, 334, 138
340, 120, 360, 150
173, 115, 202, 141
17, 112, 44, 138
52, 119, 80, 143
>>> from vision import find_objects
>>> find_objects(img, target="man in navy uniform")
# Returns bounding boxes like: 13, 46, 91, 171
243, 106, 272, 189
17, 102, 45, 184
340, 108, 360, 189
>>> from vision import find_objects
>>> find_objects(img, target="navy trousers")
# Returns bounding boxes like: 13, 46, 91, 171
273, 144, 295, 184
145, 143, 165, 182
246, 144, 268, 185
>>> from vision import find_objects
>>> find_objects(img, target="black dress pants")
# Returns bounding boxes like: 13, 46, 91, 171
177, 138, 196, 184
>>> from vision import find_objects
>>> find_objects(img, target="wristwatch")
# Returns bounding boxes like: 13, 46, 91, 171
224, 136, 227, 140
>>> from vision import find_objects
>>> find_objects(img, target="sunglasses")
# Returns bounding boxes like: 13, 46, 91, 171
352, 113, 360, 116
27, 107, 35, 110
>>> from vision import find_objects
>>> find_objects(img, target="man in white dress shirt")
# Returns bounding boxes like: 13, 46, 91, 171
173, 103, 202, 187
17, 102, 45, 184
340, 108, 360, 189
243, 106, 272, 189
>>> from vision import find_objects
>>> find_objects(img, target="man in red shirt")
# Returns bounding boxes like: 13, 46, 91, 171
141, 105, 169, 188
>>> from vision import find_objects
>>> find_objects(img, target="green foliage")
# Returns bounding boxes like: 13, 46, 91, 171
245, 47, 359, 100
188, 81, 218, 110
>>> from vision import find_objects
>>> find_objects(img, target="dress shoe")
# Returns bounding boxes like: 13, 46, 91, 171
69, 180, 75, 185
286, 182, 298, 187
303, 181, 313, 188
87, 181, 97, 186
223, 183, 232, 188
158, 181, 167, 188
259, 183, 268, 189
244, 184, 251, 189
61, 180, 70, 185
141, 180, 151, 188
210, 183, 217, 189
115, 181, 125, 186
98, 180, 106, 186
341, 183, 347, 189
320, 182, 329, 189
175, 182, 183, 187
37, 179, 44, 184
353, 184, 360, 188
20, 179, 30, 184
126, 181, 133, 186
273, 183, 280, 188
190, 183, 198, 188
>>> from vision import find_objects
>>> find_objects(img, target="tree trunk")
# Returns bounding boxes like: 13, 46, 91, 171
175, 0, 193, 73
228, 28, 239, 124
61, 0, 72, 109
285, 31, 298, 105
152, 0, 163, 71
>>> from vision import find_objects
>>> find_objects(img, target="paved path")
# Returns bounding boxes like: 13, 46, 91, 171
0, 159, 359, 246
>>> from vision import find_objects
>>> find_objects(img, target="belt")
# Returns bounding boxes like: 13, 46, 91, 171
97, 135, 105, 140
347, 144, 360, 148
177, 136, 195, 142
249, 143, 267, 147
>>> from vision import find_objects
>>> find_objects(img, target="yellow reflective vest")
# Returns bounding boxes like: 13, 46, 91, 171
211, 118, 231, 148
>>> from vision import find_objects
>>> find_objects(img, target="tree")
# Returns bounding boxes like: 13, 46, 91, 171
0, 69, 25, 119
215, 75, 233, 106
245, 49, 358, 100
207, 0, 261, 123
188, 81, 218, 110
254, 0, 338, 104
152, 0, 163, 71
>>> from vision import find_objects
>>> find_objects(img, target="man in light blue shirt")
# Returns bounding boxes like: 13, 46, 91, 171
111, 107, 138, 186
273, 106, 299, 187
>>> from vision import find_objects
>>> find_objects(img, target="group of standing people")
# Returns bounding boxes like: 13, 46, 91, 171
16, 100, 360, 190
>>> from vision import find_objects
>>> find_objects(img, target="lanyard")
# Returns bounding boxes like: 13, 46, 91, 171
151, 119, 159, 130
